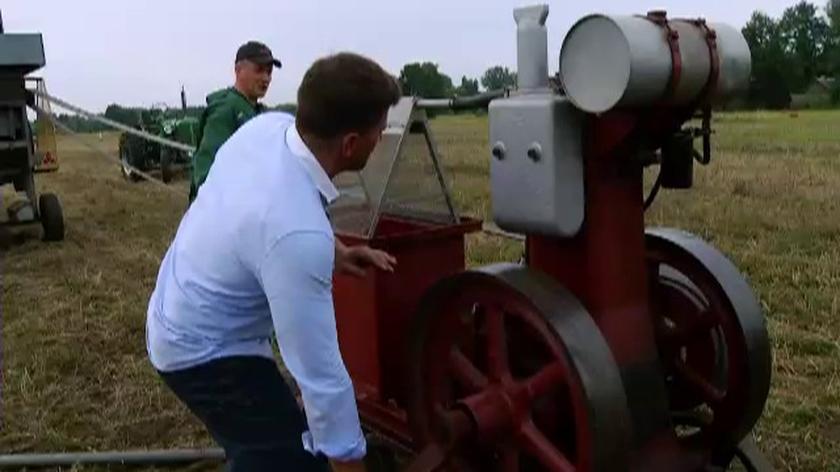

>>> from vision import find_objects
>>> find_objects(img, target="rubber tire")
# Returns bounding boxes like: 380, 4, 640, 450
160, 148, 174, 183
39, 193, 65, 242
119, 140, 143, 182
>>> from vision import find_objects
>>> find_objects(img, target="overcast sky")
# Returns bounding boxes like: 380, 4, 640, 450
6, 0, 795, 113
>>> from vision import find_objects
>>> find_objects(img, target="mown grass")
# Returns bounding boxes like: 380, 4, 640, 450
1, 110, 838, 471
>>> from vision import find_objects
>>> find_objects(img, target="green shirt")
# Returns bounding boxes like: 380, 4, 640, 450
189, 87, 265, 202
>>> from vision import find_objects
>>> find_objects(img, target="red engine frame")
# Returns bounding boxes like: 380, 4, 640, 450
526, 110, 707, 469
333, 106, 715, 469
334, 215, 483, 449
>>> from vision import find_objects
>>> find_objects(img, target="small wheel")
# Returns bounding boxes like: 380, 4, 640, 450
645, 228, 772, 449
160, 148, 174, 183
119, 140, 142, 182
408, 264, 632, 472
39, 193, 64, 242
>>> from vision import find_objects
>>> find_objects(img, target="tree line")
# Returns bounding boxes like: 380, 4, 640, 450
50, 64, 515, 132
398, 1, 840, 112
397, 64, 517, 98
743, 0, 840, 108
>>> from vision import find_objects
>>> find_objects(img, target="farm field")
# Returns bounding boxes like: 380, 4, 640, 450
1, 110, 838, 471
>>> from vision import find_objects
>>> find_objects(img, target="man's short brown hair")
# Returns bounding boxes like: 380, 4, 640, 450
297, 52, 401, 139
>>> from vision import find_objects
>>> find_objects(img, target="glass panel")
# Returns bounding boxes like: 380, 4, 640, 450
379, 127, 455, 226
328, 98, 458, 239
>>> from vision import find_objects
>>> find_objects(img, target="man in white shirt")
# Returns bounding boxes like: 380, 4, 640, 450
146, 52, 401, 472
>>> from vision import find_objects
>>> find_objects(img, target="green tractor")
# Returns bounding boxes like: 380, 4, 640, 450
118, 92, 199, 183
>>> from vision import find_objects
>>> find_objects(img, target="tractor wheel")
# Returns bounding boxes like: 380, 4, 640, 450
407, 263, 632, 472
119, 140, 142, 182
39, 193, 65, 242
160, 148, 174, 183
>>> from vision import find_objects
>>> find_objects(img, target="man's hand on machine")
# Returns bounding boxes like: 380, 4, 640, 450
335, 239, 396, 277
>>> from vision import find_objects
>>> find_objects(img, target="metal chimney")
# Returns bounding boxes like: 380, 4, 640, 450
513, 4, 549, 91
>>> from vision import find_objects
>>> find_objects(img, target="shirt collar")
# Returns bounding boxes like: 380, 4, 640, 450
285, 123, 339, 205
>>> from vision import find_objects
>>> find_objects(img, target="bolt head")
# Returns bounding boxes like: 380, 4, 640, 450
527, 143, 542, 162
491, 142, 506, 160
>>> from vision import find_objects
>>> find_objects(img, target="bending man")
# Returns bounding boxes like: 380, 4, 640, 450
147, 52, 401, 471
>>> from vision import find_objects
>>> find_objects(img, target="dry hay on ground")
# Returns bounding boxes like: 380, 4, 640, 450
1, 112, 838, 471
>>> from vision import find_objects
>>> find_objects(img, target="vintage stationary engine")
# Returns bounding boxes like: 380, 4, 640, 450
329, 5, 772, 471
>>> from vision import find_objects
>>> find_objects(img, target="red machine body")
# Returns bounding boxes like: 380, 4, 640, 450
527, 112, 701, 470
334, 215, 482, 448
329, 7, 771, 471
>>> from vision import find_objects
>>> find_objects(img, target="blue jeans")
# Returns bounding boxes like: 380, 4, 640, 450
159, 356, 329, 472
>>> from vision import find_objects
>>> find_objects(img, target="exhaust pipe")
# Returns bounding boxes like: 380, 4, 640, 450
514, 4, 550, 91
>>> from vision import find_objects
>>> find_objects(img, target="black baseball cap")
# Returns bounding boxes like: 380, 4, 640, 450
236, 41, 282, 68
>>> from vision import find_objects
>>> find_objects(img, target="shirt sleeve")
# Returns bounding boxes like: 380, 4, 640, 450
259, 231, 367, 461
192, 103, 238, 190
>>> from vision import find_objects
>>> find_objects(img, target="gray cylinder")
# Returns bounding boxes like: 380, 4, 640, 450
559, 14, 751, 113
514, 5, 550, 90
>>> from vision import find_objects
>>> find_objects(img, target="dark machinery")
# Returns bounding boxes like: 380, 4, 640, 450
329, 5, 772, 471
0, 10, 64, 241
118, 88, 198, 183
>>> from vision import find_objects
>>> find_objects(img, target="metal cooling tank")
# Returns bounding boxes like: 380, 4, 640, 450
559, 14, 751, 113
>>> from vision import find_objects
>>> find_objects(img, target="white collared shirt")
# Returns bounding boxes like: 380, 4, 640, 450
145, 112, 365, 460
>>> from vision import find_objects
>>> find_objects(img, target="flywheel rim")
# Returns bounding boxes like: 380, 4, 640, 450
407, 263, 632, 472
645, 227, 772, 448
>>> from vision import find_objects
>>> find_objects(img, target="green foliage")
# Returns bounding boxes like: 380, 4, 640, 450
749, 68, 793, 109
481, 66, 516, 91
104, 104, 143, 127
743, 12, 787, 67
454, 76, 479, 97
739, 0, 840, 108
54, 113, 111, 133
273, 103, 297, 115
398, 62, 453, 98
828, 0, 840, 25
778, 1, 830, 92
742, 2, 837, 108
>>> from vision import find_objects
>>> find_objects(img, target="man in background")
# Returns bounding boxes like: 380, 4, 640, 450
188, 41, 281, 203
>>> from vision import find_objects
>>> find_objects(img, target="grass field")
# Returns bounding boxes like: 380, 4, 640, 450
1, 110, 838, 471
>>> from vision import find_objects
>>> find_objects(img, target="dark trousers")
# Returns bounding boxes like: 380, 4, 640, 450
159, 356, 329, 472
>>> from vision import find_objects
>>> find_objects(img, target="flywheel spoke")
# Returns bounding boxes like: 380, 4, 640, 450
518, 421, 576, 472
404, 442, 448, 472
522, 362, 565, 401
409, 266, 634, 472
497, 443, 520, 472
673, 359, 725, 405
485, 305, 511, 381
449, 348, 489, 393
668, 313, 720, 344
